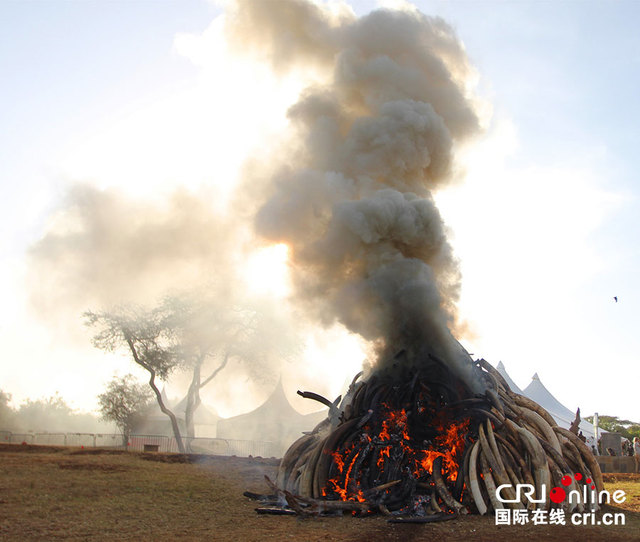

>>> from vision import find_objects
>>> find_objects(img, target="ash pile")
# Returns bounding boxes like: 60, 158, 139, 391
247, 356, 602, 523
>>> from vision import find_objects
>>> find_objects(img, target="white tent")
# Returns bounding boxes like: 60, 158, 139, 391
523, 373, 578, 426
134, 387, 220, 438
496, 361, 524, 395
217, 378, 326, 456
497, 363, 599, 446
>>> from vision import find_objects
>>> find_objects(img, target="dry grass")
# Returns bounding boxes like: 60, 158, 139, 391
1, 443, 639, 541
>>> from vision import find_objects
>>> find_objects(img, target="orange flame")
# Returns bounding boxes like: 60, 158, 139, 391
323, 404, 470, 502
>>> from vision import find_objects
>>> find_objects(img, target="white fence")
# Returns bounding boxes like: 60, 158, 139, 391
0, 430, 278, 458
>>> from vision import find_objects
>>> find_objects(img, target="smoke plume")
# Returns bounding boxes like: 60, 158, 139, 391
27, 182, 305, 421
28, 184, 239, 324
228, 1, 484, 391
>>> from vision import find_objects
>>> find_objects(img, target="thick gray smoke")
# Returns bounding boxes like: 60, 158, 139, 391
228, 1, 484, 391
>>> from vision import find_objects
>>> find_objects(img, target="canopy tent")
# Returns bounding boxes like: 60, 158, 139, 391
216, 378, 326, 456
523, 373, 578, 425
497, 363, 599, 446
496, 361, 524, 395
171, 395, 220, 438
133, 387, 176, 436
134, 387, 220, 438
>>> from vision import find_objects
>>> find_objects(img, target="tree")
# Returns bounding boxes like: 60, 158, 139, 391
159, 291, 300, 443
1, 391, 108, 434
98, 374, 153, 446
85, 306, 186, 453
86, 290, 301, 451
584, 415, 640, 441
0, 389, 15, 430
15, 392, 74, 432
159, 293, 256, 441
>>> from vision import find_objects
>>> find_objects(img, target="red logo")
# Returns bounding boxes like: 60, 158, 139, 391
549, 473, 595, 504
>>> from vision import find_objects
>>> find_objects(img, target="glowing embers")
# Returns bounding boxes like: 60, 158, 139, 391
322, 401, 470, 509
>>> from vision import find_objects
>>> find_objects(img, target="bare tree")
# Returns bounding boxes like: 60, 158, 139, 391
85, 306, 186, 453
86, 291, 300, 450
98, 374, 153, 446
159, 292, 283, 442
158, 286, 304, 446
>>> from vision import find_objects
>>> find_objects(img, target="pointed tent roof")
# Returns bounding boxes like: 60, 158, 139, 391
494, 364, 599, 442
248, 377, 304, 418
523, 373, 576, 422
216, 377, 326, 455
141, 387, 219, 425
522, 373, 598, 441
144, 386, 176, 421
160, 387, 171, 407
496, 361, 524, 395
216, 377, 306, 430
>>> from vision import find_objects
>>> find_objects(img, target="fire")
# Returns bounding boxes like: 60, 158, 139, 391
377, 446, 390, 468
332, 450, 346, 473
379, 404, 410, 442
324, 402, 470, 502
326, 445, 367, 502
418, 451, 443, 474
416, 418, 469, 481
439, 418, 470, 479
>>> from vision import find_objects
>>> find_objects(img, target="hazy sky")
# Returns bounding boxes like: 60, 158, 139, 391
1, 0, 638, 422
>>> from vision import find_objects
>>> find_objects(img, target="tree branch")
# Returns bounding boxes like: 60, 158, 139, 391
200, 351, 230, 389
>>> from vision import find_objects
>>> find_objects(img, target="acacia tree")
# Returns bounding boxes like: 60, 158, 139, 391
85, 306, 186, 453
98, 374, 153, 446
585, 415, 640, 441
87, 291, 300, 451
159, 292, 293, 442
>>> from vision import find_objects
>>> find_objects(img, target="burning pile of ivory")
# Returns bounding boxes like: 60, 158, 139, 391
248, 357, 603, 523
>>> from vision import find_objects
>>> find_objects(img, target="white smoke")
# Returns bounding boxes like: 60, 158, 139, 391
228, 0, 484, 391
26, 0, 487, 406
28, 183, 239, 322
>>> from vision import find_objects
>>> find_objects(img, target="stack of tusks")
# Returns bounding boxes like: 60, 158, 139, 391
269, 359, 603, 517
463, 360, 603, 514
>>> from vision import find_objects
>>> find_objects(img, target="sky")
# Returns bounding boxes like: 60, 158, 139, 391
1, 0, 639, 423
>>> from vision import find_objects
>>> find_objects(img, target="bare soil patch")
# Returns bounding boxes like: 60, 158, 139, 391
0, 442, 66, 454
0, 443, 638, 541
68, 448, 130, 456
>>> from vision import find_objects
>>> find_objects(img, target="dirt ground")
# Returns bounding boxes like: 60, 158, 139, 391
0, 443, 638, 541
